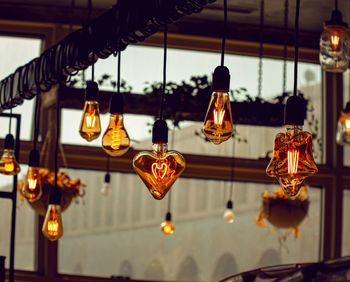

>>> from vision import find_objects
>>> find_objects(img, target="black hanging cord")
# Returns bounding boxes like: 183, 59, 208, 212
117, 51, 121, 94
159, 23, 167, 120
91, 63, 95, 81
54, 94, 60, 192
335, 0, 338, 10
293, 0, 300, 97
228, 126, 236, 201
167, 126, 176, 212
33, 95, 41, 150
282, 0, 289, 93
8, 108, 12, 134
257, 0, 264, 97
220, 0, 228, 66
106, 155, 110, 174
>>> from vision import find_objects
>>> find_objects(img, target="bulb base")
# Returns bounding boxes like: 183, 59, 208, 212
165, 212, 172, 221
344, 101, 350, 113
152, 119, 168, 144
4, 134, 14, 150
325, 9, 348, 28
28, 149, 40, 167
284, 95, 306, 126
226, 200, 233, 209
85, 81, 99, 101
104, 173, 111, 183
212, 66, 230, 92
109, 94, 124, 114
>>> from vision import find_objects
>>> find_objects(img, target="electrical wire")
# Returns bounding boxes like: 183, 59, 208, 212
228, 126, 236, 201
8, 108, 12, 134
117, 50, 121, 94
33, 95, 40, 150
293, 0, 301, 97
166, 126, 176, 212
159, 23, 167, 120
54, 93, 60, 195
220, 0, 228, 66
257, 0, 265, 97
106, 155, 110, 174
335, 0, 338, 10
282, 0, 289, 93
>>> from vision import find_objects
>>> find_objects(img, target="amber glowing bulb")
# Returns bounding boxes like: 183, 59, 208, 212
161, 212, 175, 235
42, 204, 63, 241
102, 94, 130, 156
79, 81, 101, 142
133, 120, 186, 200
203, 66, 233, 145
266, 96, 318, 197
22, 149, 42, 202
0, 134, 20, 175
336, 102, 350, 145
101, 173, 111, 195
223, 200, 234, 223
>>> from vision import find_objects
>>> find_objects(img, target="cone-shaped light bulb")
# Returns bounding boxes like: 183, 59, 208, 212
42, 204, 63, 241
0, 134, 20, 175
22, 149, 42, 202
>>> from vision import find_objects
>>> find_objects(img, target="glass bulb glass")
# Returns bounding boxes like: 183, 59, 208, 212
42, 204, 63, 241
336, 111, 350, 145
223, 208, 235, 223
79, 100, 101, 142
100, 182, 111, 195
22, 166, 42, 202
133, 143, 186, 200
102, 113, 130, 156
203, 91, 233, 145
266, 125, 318, 198
160, 220, 175, 235
0, 149, 20, 175
320, 25, 349, 72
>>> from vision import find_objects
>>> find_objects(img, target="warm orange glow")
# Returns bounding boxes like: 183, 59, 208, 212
161, 220, 174, 235
0, 150, 20, 175
203, 92, 233, 145
330, 34, 340, 50
79, 101, 101, 142
287, 149, 299, 175
22, 167, 42, 202
42, 205, 63, 241
223, 209, 234, 223
151, 161, 168, 180
345, 119, 350, 130
4, 162, 14, 173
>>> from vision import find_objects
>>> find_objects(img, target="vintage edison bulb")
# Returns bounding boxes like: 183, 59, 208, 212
223, 200, 234, 223
160, 212, 174, 235
100, 173, 111, 195
133, 143, 186, 200
22, 167, 42, 202
320, 10, 349, 72
0, 149, 20, 175
102, 113, 130, 156
266, 125, 318, 197
203, 91, 233, 144
336, 103, 350, 145
79, 100, 101, 142
42, 204, 63, 241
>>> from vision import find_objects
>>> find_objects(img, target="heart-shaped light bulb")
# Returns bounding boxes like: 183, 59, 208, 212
133, 144, 185, 200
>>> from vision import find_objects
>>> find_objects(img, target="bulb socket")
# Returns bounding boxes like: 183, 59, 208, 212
85, 81, 99, 101
4, 134, 14, 150
49, 185, 62, 205
284, 95, 306, 126
28, 149, 40, 167
325, 9, 348, 28
212, 66, 230, 92
226, 200, 233, 209
344, 101, 350, 113
104, 173, 111, 183
152, 119, 168, 143
109, 94, 124, 114
165, 212, 172, 221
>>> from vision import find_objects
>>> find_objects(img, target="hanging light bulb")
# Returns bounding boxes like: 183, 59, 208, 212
102, 94, 130, 156
42, 204, 63, 241
320, 8, 349, 72
0, 134, 20, 175
336, 101, 350, 145
100, 173, 111, 195
22, 149, 42, 202
79, 81, 101, 142
203, 66, 233, 145
223, 200, 235, 223
160, 212, 175, 235
133, 120, 185, 200
266, 96, 318, 197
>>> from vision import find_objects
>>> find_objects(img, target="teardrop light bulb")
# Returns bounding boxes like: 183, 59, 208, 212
336, 102, 350, 145
160, 212, 175, 235
266, 96, 317, 197
22, 149, 42, 202
223, 200, 234, 223
133, 120, 186, 200
0, 134, 20, 175
102, 95, 130, 156
42, 204, 63, 241
203, 66, 233, 145
79, 81, 101, 142
320, 9, 349, 72
100, 173, 111, 195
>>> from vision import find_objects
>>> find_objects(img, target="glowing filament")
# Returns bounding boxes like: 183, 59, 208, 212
47, 220, 59, 236
161, 221, 174, 235
330, 34, 340, 50
111, 129, 121, 150
345, 119, 350, 130
27, 178, 38, 190
213, 109, 225, 126
288, 149, 299, 175
85, 113, 97, 128
4, 162, 14, 173
151, 162, 168, 180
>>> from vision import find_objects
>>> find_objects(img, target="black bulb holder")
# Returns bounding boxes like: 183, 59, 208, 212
325, 9, 348, 28
104, 173, 111, 183
344, 101, 350, 113
85, 81, 99, 101
212, 66, 230, 92
284, 95, 306, 126
152, 119, 168, 144
4, 134, 14, 150
165, 211, 172, 221
226, 200, 233, 209
28, 148, 40, 167
49, 185, 62, 205
109, 94, 124, 114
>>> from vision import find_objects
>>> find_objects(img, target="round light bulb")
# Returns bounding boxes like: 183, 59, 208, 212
223, 200, 234, 223
161, 220, 175, 235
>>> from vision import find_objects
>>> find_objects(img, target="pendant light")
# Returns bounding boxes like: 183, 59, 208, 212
42, 94, 63, 241
266, 0, 318, 198
320, 0, 349, 72
202, 0, 233, 145
161, 193, 175, 235
0, 109, 20, 175
133, 24, 186, 200
101, 156, 111, 195
22, 96, 42, 202
336, 73, 350, 145
102, 51, 130, 156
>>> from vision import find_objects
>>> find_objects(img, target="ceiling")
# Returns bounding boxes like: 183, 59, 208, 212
0, 0, 347, 48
